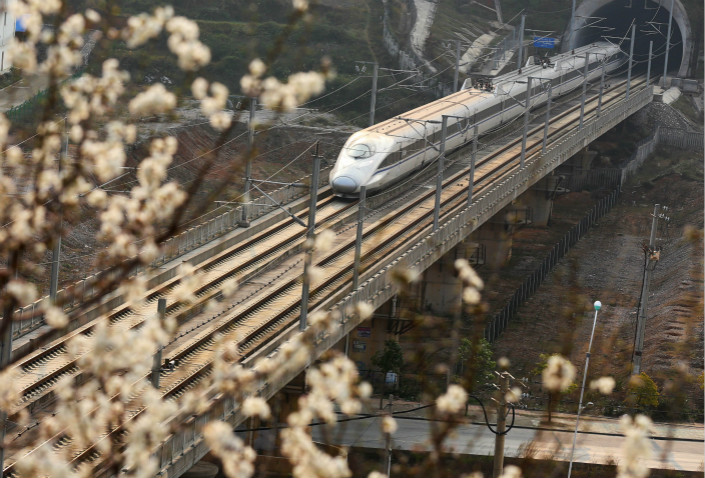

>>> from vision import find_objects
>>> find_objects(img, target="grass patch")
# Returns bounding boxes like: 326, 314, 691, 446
671, 95, 701, 124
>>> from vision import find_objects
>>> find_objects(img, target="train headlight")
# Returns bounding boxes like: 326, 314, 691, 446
348, 143, 374, 159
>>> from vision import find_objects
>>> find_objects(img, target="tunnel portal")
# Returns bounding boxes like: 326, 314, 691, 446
567, 0, 693, 78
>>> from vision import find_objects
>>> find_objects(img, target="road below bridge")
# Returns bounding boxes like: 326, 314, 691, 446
310, 409, 704, 473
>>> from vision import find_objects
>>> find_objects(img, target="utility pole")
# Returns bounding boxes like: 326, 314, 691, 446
633, 205, 667, 374
352, 186, 366, 291
646, 40, 653, 86
385, 395, 393, 477
151, 298, 167, 388
520, 76, 532, 167
662, 0, 674, 87
517, 13, 525, 70
542, 84, 552, 154
467, 124, 478, 206
493, 0, 503, 24
300, 143, 322, 331
579, 54, 590, 130
567, 301, 602, 478
492, 372, 509, 478
240, 98, 257, 227
597, 56, 606, 117
453, 39, 461, 92
49, 117, 69, 302
626, 24, 635, 100
370, 62, 379, 126
434, 117, 449, 231
568, 0, 576, 50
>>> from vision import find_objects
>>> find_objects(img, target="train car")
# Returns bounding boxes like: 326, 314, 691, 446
330, 42, 626, 197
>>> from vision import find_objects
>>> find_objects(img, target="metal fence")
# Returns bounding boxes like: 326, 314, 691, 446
620, 125, 704, 183
657, 126, 704, 151
484, 189, 620, 342
562, 168, 622, 194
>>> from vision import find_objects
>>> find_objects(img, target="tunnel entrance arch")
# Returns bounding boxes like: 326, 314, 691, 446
563, 0, 693, 78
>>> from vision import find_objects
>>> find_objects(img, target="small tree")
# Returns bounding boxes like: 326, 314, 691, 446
627, 372, 660, 409
457, 337, 495, 389
371, 339, 404, 374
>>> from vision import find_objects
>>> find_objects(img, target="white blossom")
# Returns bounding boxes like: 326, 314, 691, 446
257, 71, 326, 112
499, 465, 522, 478
382, 415, 397, 434
0, 368, 21, 410
204, 421, 256, 478
306, 265, 325, 284
192, 77, 209, 100
357, 382, 372, 398
590, 376, 616, 395
44, 304, 69, 329
221, 277, 239, 297
210, 111, 232, 131
85, 9, 101, 23
6, 279, 38, 305
314, 229, 336, 252
354, 301, 374, 320
541, 354, 576, 392
122, 6, 173, 48
129, 84, 177, 117
462, 286, 481, 304
166, 16, 211, 71
293, 0, 309, 11
505, 386, 522, 403
618, 414, 653, 478
242, 397, 271, 420
249, 58, 266, 77
455, 258, 484, 289
436, 384, 467, 414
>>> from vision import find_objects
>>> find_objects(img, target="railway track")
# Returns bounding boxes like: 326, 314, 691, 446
1, 76, 649, 478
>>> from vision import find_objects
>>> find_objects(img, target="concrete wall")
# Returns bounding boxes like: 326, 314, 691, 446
0, 0, 15, 73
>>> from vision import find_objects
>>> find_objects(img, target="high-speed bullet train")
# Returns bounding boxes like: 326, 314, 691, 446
330, 42, 626, 197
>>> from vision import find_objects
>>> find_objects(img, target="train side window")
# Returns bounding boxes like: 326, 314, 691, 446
430, 129, 442, 145
379, 149, 401, 169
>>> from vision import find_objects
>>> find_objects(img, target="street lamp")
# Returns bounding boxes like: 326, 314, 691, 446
567, 300, 601, 478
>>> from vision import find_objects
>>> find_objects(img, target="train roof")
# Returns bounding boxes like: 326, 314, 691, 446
367, 42, 621, 139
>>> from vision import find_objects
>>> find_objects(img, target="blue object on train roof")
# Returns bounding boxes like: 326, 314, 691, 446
533, 36, 556, 49
16, 14, 30, 32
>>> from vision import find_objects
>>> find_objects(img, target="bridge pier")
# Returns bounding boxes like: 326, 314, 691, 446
562, 148, 599, 183
517, 174, 563, 226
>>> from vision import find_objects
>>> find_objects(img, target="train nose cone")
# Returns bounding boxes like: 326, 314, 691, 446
332, 176, 358, 194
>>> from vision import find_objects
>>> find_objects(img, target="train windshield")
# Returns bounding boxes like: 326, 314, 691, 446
348, 143, 374, 159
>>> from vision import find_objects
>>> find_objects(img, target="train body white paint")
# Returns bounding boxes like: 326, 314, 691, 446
329, 42, 626, 197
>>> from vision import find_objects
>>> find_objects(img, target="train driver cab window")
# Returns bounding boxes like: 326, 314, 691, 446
348, 143, 374, 159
